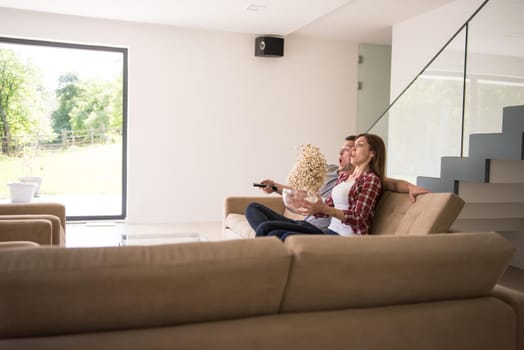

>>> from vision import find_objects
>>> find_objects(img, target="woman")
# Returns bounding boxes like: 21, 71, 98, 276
249, 133, 385, 240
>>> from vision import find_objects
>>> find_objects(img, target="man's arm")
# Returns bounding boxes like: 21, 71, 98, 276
383, 178, 430, 202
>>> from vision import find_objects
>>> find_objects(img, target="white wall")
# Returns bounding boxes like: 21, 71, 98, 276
0, 7, 358, 223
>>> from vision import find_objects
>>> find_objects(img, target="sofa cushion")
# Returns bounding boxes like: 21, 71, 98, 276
371, 191, 465, 234
281, 232, 513, 312
225, 210, 306, 239
225, 213, 255, 239
0, 237, 292, 338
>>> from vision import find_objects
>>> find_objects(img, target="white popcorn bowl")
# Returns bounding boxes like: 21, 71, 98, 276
282, 188, 318, 214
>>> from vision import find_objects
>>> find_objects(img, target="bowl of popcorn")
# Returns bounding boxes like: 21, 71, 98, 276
282, 188, 318, 214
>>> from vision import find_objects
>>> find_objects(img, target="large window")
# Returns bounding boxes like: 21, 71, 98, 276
0, 37, 127, 220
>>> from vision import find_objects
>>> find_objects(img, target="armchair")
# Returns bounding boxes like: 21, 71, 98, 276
0, 203, 66, 246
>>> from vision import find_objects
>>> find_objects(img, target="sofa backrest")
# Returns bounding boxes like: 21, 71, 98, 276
371, 191, 465, 235
0, 238, 291, 339
0, 232, 513, 340
281, 232, 514, 313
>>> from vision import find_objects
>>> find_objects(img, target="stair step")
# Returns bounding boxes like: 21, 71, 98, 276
416, 177, 457, 193
458, 182, 524, 203
490, 160, 524, 183
468, 105, 523, 160
452, 218, 522, 232
458, 202, 524, 219
468, 133, 523, 160
502, 105, 524, 134
440, 157, 488, 182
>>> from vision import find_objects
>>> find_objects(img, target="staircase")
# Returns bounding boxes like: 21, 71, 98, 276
417, 105, 524, 268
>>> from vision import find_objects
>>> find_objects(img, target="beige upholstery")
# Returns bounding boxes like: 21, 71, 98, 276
0, 203, 66, 246
371, 191, 465, 234
0, 232, 522, 350
281, 233, 513, 312
0, 238, 291, 339
0, 241, 40, 250
224, 191, 465, 239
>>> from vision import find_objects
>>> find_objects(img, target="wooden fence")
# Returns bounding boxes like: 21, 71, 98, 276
0, 128, 122, 156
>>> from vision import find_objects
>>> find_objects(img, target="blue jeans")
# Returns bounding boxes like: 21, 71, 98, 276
245, 202, 323, 239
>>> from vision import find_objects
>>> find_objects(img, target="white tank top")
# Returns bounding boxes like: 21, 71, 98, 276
327, 179, 355, 236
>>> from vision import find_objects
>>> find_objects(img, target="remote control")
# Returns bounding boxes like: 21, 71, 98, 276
253, 183, 278, 191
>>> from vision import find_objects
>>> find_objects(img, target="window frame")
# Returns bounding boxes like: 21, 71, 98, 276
0, 36, 128, 221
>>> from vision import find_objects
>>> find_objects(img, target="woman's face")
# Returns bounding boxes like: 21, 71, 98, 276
350, 136, 374, 168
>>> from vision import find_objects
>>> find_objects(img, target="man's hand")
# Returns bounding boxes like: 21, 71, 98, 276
257, 179, 279, 194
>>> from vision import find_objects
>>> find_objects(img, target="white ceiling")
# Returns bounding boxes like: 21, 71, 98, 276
0, 0, 458, 43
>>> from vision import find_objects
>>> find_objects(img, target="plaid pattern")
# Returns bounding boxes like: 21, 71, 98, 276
318, 171, 382, 235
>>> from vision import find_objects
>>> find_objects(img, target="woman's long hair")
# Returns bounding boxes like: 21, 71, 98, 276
357, 133, 386, 184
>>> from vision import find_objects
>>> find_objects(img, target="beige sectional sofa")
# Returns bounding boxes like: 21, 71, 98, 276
224, 190, 465, 239
0, 232, 523, 349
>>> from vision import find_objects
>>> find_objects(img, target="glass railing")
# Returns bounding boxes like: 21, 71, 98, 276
369, 0, 524, 185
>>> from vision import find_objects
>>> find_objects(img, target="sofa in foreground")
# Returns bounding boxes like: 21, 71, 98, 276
224, 190, 465, 239
1, 232, 522, 350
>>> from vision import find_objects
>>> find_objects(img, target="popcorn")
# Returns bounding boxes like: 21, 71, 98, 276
287, 144, 328, 193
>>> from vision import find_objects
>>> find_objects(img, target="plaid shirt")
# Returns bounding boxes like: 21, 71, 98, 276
316, 171, 382, 235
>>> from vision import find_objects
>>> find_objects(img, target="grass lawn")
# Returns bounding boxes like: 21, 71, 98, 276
0, 143, 123, 199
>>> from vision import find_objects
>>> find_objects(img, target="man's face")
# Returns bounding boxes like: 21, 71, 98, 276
338, 140, 354, 171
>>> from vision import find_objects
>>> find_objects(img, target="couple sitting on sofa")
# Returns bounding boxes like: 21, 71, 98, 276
247, 134, 429, 240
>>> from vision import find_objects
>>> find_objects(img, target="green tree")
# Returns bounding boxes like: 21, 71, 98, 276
52, 74, 122, 136
51, 73, 81, 134
0, 49, 40, 155
70, 79, 112, 131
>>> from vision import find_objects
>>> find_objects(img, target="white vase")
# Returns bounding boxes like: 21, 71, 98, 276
19, 176, 43, 197
7, 182, 37, 203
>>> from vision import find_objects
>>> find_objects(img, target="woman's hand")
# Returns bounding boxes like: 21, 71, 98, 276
296, 193, 326, 215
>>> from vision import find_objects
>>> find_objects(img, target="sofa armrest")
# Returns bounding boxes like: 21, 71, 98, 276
0, 241, 40, 250
0, 203, 66, 231
0, 215, 64, 246
492, 284, 524, 350
224, 196, 285, 218
0, 220, 53, 245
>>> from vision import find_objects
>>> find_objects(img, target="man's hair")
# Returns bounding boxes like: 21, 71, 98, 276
345, 135, 356, 141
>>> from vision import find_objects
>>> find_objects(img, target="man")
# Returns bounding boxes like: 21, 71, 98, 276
253, 135, 429, 232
